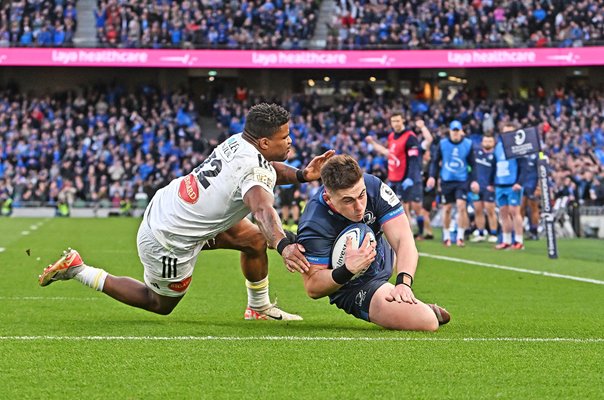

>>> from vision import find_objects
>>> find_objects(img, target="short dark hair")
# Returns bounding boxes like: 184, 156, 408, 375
243, 103, 290, 139
321, 155, 363, 192
390, 111, 404, 119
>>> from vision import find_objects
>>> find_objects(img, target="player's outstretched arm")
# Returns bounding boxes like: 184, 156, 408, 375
243, 186, 310, 273
272, 150, 335, 185
365, 136, 389, 156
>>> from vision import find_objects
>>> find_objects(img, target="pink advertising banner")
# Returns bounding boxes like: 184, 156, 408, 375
0, 47, 602, 69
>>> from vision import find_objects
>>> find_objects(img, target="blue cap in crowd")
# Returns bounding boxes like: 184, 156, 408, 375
449, 120, 463, 130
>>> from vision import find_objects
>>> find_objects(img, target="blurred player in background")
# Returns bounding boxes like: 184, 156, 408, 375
365, 113, 428, 237
471, 134, 498, 243
39, 103, 334, 320
297, 155, 449, 330
492, 124, 527, 250
427, 120, 478, 247
522, 152, 540, 240
279, 149, 302, 232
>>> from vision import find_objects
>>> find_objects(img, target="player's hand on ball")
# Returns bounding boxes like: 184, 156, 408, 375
344, 235, 376, 275
302, 150, 336, 181
282, 243, 309, 273
386, 284, 417, 304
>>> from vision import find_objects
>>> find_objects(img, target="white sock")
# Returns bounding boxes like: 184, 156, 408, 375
246, 277, 270, 310
503, 233, 512, 244
443, 229, 451, 241
515, 235, 524, 244
74, 265, 108, 291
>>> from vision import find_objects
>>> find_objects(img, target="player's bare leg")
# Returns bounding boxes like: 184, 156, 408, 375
421, 208, 434, 238
485, 201, 498, 242
472, 200, 486, 242
442, 203, 453, 246
206, 218, 302, 321
496, 205, 513, 249
411, 201, 425, 239
368, 284, 448, 331
456, 199, 468, 246
39, 248, 182, 315
526, 197, 540, 239
511, 205, 525, 249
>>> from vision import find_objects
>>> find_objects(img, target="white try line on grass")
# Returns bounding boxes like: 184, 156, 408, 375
420, 253, 604, 286
0, 296, 99, 301
0, 336, 601, 343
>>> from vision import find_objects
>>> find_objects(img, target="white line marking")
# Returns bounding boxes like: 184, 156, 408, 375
0, 336, 601, 343
420, 253, 604, 285
0, 297, 99, 301
21, 231, 29, 235
30, 225, 38, 230
0, 247, 5, 253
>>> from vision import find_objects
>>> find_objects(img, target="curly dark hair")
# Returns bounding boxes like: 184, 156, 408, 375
321, 155, 363, 192
243, 103, 290, 139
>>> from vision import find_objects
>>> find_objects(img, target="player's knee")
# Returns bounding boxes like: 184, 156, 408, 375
423, 315, 439, 332
153, 306, 175, 316
243, 230, 268, 256
146, 290, 178, 315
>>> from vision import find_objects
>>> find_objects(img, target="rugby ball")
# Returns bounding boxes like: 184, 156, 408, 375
331, 223, 376, 280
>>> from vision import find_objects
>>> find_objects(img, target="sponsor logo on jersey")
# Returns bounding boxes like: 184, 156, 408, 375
380, 183, 399, 207
252, 167, 275, 188
178, 174, 199, 204
168, 276, 192, 292
407, 148, 419, 157
355, 290, 367, 307
221, 137, 240, 161
363, 211, 376, 225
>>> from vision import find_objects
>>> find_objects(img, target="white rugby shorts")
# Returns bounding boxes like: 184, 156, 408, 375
136, 222, 205, 297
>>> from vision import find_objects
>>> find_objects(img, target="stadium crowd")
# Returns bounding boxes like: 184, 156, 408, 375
2, 0, 77, 46
1, 81, 603, 230
94, 0, 318, 48
328, 0, 604, 49
3, 0, 604, 50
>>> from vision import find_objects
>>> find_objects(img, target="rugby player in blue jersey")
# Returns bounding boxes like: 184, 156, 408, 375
426, 120, 479, 247
492, 124, 527, 250
470, 134, 498, 243
297, 155, 449, 331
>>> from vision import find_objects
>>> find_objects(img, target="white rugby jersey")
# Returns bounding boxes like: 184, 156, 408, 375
145, 133, 277, 251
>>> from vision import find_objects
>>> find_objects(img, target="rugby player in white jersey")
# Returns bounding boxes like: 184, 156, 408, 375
38, 103, 334, 320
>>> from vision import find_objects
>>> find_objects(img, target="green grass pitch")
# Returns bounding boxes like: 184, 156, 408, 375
0, 218, 603, 399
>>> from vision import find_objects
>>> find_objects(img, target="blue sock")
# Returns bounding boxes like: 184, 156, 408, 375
489, 230, 498, 236
417, 216, 424, 235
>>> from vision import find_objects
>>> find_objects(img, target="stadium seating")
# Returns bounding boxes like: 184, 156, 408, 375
3, 0, 77, 46
95, 0, 319, 49
327, 0, 604, 49
1, 82, 602, 208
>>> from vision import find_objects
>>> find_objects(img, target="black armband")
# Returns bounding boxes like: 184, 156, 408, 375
331, 266, 355, 285
395, 272, 414, 288
276, 237, 292, 255
296, 169, 308, 183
